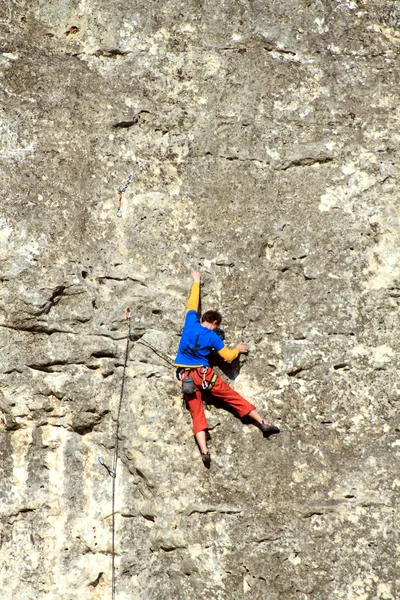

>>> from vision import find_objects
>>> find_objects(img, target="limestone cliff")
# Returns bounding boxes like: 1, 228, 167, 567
1, 1, 400, 598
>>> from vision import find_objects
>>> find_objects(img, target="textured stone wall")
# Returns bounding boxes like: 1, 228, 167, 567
1, 0, 400, 598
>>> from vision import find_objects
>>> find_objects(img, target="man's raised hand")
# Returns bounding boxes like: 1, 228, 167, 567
192, 271, 201, 283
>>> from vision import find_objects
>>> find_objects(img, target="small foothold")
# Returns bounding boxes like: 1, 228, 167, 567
216, 259, 235, 267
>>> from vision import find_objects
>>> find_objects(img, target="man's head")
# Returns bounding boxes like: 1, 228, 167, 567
201, 310, 222, 331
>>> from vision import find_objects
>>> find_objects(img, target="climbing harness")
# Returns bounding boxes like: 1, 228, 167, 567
100, 308, 132, 600
177, 367, 217, 412
116, 173, 133, 217
177, 367, 218, 393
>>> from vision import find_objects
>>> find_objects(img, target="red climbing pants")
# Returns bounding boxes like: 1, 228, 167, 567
183, 367, 256, 435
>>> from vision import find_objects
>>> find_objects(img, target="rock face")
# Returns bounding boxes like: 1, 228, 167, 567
1, 1, 400, 598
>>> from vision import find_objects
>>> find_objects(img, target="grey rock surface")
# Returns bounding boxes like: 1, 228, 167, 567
1, 0, 400, 598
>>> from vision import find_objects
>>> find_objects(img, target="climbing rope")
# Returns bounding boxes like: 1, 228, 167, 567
98, 308, 132, 599
135, 338, 175, 368
99, 309, 177, 598
112, 307, 132, 599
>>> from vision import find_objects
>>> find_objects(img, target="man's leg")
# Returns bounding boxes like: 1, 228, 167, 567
195, 430, 208, 455
211, 373, 278, 430
210, 374, 256, 418
248, 409, 267, 425
185, 389, 209, 454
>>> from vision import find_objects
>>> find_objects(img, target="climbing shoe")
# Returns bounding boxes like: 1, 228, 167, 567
201, 452, 211, 468
260, 422, 280, 436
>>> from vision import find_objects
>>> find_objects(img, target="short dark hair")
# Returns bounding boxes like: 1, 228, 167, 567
201, 310, 222, 325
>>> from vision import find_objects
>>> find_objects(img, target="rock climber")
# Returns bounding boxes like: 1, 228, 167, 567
174, 270, 280, 468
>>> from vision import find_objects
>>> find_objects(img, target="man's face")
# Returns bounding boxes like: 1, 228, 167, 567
210, 320, 220, 331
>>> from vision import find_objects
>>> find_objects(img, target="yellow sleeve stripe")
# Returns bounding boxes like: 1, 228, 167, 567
218, 346, 239, 363
186, 282, 200, 312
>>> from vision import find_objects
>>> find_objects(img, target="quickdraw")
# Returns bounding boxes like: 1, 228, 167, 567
116, 173, 133, 217
200, 367, 217, 391
97, 455, 116, 478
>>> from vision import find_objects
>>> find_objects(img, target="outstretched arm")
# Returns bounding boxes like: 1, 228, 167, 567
218, 341, 248, 363
186, 270, 201, 312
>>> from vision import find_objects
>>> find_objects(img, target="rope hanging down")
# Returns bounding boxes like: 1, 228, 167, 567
98, 308, 132, 600
112, 307, 132, 599
99, 309, 175, 599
